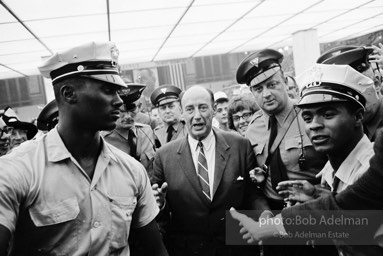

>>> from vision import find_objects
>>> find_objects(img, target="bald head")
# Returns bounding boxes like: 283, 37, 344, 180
181, 86, 215, 140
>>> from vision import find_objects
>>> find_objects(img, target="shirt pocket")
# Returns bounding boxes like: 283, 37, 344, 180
108, 195, 137, 250
29, 197, 79, 227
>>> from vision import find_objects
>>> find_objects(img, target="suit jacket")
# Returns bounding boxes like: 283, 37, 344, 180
152, 129, 258, 256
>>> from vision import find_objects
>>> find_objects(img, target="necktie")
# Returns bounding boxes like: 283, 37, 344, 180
268, 115, 289, 192
197, 141, 211, 200
268, 115, 278, 152
332, 175, 341, 192
128, 128, 138, 160
166, 125, 174, 143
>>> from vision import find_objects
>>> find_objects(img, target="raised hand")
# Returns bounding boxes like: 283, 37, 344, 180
276, 180, 315, 204
152, 182, 168, 209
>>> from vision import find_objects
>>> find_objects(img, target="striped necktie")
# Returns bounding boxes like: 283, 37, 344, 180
197, 141, 211, 200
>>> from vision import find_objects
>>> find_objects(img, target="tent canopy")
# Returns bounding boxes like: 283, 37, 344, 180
1, 0, 383, 79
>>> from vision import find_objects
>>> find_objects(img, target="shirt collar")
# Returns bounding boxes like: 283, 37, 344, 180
188, 129, 215, 152
335, 135, 372, 185
165, 122, 179, 132
46, 127, 117, 163
322, 135, 372, 189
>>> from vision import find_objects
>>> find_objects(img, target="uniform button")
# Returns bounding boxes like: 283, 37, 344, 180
94, 221, 101, 228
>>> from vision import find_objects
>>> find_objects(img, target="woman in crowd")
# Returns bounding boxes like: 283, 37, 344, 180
228, 94, 259, 136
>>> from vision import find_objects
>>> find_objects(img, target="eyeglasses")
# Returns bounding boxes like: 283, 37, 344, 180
0, 126, 13, 138
232, 112, 252, 122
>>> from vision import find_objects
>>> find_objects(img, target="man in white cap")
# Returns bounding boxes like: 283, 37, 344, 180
0, 42, 167, 256
230, 64, 383, 255
213, 91, 231, 132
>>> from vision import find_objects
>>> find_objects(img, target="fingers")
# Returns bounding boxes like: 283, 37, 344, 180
229, 207, 247, 223
160, 182, 168, 194
277, 180, 304, 190
151, 183, 159, 190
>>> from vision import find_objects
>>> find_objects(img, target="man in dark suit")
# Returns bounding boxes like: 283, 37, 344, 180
152, 85, 259, 256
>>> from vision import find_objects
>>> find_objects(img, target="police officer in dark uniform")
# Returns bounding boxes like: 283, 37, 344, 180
103, 83, 157, 181
236, 49, 331, 256
150, 85, 187, 147
317, 45, 383, 141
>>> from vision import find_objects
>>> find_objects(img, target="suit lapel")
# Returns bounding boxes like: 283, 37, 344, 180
212, 130, 230, 199
177, 135, 211, 206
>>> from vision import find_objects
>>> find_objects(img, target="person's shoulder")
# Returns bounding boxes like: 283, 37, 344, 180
157, 136, 183, 154
100, 130, 114, 137
249, 109, 263, 124
214, 128, 247, 143
135, 122, 152, 130
106, 142, 147, 171
154, 124, 165, 132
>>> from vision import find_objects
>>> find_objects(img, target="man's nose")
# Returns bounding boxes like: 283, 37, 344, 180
262, 87, 272, 97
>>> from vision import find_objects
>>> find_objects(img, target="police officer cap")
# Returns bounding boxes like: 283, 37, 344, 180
150, 85, 182, 107
119, 83, 146, 111
38, 41, 126, 87
297, 64, 374, 110
1, 107, 38, 139
317, 45, 374, 73
37, 100, 58, 131
236, 49, 283, 86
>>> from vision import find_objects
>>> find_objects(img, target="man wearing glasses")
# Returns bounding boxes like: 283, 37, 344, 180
150, 85, 187, 147
0, 118, 12, 156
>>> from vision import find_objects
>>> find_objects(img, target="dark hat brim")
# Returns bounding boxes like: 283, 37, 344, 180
37, 100, 59, 131
236, 49, 283, 85
321, 47, 374, 72
8, 121, 38, 140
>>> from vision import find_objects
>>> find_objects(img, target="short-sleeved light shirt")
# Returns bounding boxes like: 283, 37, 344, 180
0, 128, 159, 255
321, 135, 374, 193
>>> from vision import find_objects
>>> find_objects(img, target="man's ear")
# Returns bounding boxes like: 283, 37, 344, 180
60, 84, 77, 104
354, 108, 364, 127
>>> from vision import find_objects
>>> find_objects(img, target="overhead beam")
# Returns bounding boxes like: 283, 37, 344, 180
151, 0, 195, 62
227, 0, 324, 54
106, 0, 111, 41
0, 63, 28, 77
0, 0, 53, 55
190, 0, 266, 58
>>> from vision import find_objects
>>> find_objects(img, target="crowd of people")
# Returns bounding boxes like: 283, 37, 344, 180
0, 40, 383, 256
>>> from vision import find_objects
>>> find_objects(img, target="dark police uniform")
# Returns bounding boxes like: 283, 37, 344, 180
317, 45, 383, 141
150, 85, 187, 147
